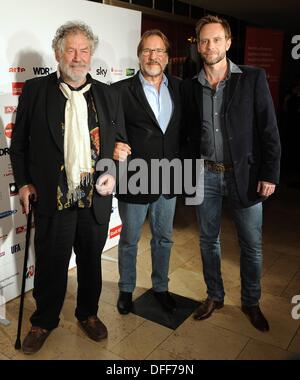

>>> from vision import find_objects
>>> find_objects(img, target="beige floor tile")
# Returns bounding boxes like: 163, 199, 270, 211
0, 352, 10, 360
262, 255, 300, 296
0, 301, 32, 358
11, 326, 123, 360
159, 317, 249, 359
288, 328, 300, 355
206, 288, 300, 350
282, 270, 300, 299
169, 238, 199, 274
109, 320, 172, 360
237, 339, 299, 360
181, 255, 202, 274
60, 300, 145, 352
146, 347, 185, 360
100, 266, 120, 306
168, 267, 206, 301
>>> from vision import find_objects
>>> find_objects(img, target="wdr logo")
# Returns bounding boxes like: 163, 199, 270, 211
33, 67, 53, 76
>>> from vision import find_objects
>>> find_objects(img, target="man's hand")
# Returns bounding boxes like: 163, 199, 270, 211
113, 142, 131, 162
257, 181, 276, 197
95, 174, 116, 196
19, 184, 37, 215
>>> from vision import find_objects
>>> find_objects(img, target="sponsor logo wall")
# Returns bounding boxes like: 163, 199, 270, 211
0, 0, 140, 303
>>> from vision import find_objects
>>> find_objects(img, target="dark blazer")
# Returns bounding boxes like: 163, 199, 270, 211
181, 65, 281, 208
10, 72, 123, 224
112, 71, 182, 204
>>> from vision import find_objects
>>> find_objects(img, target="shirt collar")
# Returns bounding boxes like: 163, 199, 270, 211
139, 70, 168, 88
198, 59, 242, 86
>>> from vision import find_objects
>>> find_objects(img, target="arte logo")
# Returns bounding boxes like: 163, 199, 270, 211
33, 67, 52, 76
109, 224, 122, 239
9, 67, 25, 73
0, 147, 10, 156
12, 82, 24, 96
9, 182, 18, 196
111, 67, 123, 75
11, 242, 24, 254
26, 265, 35, 279
291, 35, 300, 59
5, 123, 14, 139
126, 68, 135, 76
4, 106, 17, 114
0, 209, 17, 219
96, 67, 108, 77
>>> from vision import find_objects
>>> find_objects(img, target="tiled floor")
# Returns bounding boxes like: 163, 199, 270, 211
1, 184, 300, 360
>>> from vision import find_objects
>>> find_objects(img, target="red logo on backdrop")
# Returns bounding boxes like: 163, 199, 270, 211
26, 265, 35, 279
5, 123, 14, 138
109, 225, 122, 239
4, 106, 17, 114
12, 82, 24, 96
9, 67, 25, 73
16, 222, 34, 234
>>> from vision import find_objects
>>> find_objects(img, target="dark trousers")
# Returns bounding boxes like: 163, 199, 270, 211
30, 207, 109, 330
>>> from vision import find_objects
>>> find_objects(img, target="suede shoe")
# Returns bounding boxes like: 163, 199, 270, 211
242, 305, 270, 332
193, 298, 224, 320
22, 326, 51, 355
153, 291, 177, 313
78, 316, 108, 341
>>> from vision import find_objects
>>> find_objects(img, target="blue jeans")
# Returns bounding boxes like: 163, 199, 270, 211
195, 168, 263, 307
118, 196, 177, 293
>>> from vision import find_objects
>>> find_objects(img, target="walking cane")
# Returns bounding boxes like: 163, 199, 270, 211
15, 195, 34, 350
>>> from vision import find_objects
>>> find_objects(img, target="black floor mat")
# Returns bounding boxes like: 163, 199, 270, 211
132, 289, 200, 330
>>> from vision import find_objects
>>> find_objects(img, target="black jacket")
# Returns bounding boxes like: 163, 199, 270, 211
10, 72, 124, 224
113, 71, 182, 204
181, 66, 281, 208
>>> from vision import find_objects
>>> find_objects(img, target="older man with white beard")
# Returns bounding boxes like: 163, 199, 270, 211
10, 21, 123, 354
112, 30, 182, 315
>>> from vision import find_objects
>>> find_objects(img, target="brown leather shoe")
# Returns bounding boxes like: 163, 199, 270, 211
242, 305, 270, 332
22, 326, 51, 355
78, 316, 108, 342
194, 298, 224, 320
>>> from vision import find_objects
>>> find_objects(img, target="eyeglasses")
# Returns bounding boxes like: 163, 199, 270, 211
141, 48, 167, 56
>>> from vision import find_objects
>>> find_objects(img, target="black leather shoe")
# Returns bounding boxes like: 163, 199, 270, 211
153, 291, 177, 313
193, 298, 224, 320
78, 316, 108, 341
242, 305, 270, 332
22, 326, 51, 355
117, 291, 133, 315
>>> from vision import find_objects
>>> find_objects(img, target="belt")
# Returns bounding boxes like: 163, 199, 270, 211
204, 160, 233, 173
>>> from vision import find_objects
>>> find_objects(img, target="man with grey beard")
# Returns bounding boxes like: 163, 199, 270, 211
10, 21, 123, 354
112, 30, 182, 315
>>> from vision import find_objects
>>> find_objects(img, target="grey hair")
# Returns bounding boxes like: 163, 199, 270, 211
52, 21, 99, 54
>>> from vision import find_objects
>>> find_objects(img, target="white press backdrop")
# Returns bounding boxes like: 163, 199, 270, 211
0, 0, 141, 305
